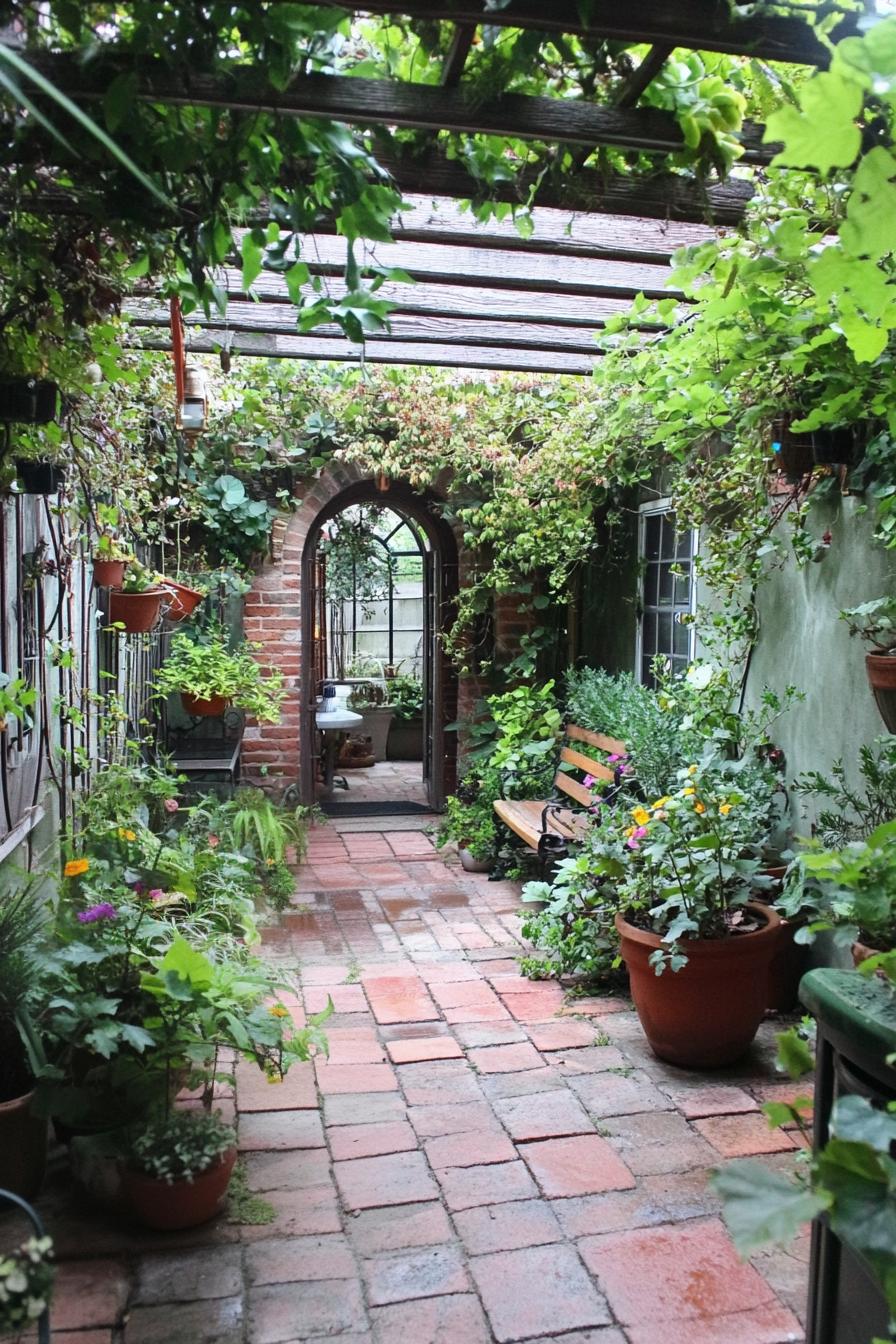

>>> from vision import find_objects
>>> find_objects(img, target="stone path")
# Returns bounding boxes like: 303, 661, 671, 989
18, 827, 810, 1344
322, 760, 427, 811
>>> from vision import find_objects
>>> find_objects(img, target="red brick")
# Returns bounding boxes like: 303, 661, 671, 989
323, 1092, 407, 1127
363, 1244, 470, 1306
565, 1070, 673, 1118
435, 1159, 538, 1211
245, 1234, 355, 1285
467, 1042, 545, 1074
693, 1113, 799, 1157
240, 1184, 343, 1240
416, 961, 482, 984
424, 1128, 517, 1169
429, 980, 502, 1009
348, 1202, 454, 1256
504, 992, 569, 1023
370, 1293, 490, 1344
671, 1086, 761, 1120
469, 1244, 611, 1343
554, 1168, 722, 1239
408, 1100, 498, 1138
51, 1261, 130, 1331
321, 1029, 385, 1065
236, 1060, 318, 1112
327, 1120, 417, 1161
452, 1021, 528, 1047
443, 1000, 513, 1023
334, 1151, 439, 1210
396, 1060, 483, 1106
124, 1299, 242, 1343
527, 1020, 608, 1051
599, 1110, 718, 1177
625, 1303, 805, 1344
237, 1109, 325, 1151
493, 1089, 593, 1141
578, 1218, 787, 1328
385, 1036, 464, 1064
246, 1280, 367, 1342
243, 1148, 331, 1192
520, 1135, 636, 1197
454, 1198, 563, 1255
315, 1063, 398, 1095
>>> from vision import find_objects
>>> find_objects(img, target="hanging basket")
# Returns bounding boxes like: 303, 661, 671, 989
92, 558, 128, 588
181, 691, 229, 717
15, 460, 66, 495
865, 653, 896, 734
161, 579, 205, 622
108, 588, 164, 634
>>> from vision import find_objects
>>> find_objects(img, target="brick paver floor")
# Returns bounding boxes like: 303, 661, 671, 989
20, 826, 810, 1344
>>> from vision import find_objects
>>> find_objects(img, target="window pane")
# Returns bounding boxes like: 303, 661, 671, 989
673, 617, 690, 656
642, 612, 657, 656
674, 567, 691, 605
645, 514, 661, 561
643, 562, 659, 607
658, 563, 674, 605
676, 528, 694, 560
642, 656, 656, 688
661, 514, 678, 558
657, 612, 673, 653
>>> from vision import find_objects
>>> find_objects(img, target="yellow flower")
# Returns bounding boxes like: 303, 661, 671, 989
631, 807, 650, 826
688, 764, 698, 775
265, 857, 275, 867
694, 801, 706, 815
624, 825, 636, 838
682, 786, 696, 797
265, 1072, 284, 1085
719, 803, 733, 816
650, 796, 671, 809
64, 858, 89, 878
117, 827, 136, 842
268, 1004, 289, 1019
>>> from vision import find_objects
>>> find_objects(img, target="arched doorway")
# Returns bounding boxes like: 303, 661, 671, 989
300, 478, 458, 813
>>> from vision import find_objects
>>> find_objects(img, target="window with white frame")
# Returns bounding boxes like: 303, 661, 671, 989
637, 503, 696, 687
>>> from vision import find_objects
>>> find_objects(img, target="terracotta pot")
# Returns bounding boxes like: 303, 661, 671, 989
757, 869, 809, 1014
161, 579, 205, 622
0, 1089, 48, 1200
122, 1146, 237, 1230
865, 654, 896, 734
459, 847, 492, 873
108, 588, 164, 633
180, 691, 229, 717
92, 557, 128, 588
615, 902, 782, 1069
852, 939, 884, 968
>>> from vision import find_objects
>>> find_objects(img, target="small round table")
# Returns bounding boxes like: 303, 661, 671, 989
316, 707, 363, 797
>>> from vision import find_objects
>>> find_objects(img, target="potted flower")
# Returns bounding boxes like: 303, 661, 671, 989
386, 674, 424, 761
154, 627, 285, 720
108, 560, 165, 634
607, 760, 782, 1068
841, 598, 896, 733
120, 1109, 237, 1230
0, 882, 49, 1201
0, 1226, 54, 1337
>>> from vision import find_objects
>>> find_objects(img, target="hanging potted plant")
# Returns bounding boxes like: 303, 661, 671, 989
841, 598, 896, 733
91, 504, 131, 587
157, 574, 207, 623
120, 1109, 237, 1231
609, 762, 782, 1068
108, 561, 164, 634
154, 626, 285, 720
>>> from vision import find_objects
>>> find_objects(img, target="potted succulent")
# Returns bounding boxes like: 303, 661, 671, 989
386, 674, 424, 761
108, 560, 165, 634
120, 1109, 237, 1230
841, 598, 896, 733
607, 761, 782, 1068
0, 882, 48, 1201
154, 627, 286, 720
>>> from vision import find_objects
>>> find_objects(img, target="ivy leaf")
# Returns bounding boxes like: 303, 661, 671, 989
119, 1023, 156, 1053
831, 1095, 896, 1152
712, 1161, 826, 1253
241, 232, 264, 291
765, 70, 863, 172
775, 1026, 815, 1080
841, 148, 896, 261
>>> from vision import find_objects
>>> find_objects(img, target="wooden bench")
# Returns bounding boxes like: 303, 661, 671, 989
493, 723, 626, 855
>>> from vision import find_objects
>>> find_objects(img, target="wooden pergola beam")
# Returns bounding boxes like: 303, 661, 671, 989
31, 56, 773, 164
614, 44, 673, 109
314, 2, 850, 65
441, 24, 476, 87
134, 329, 601, 375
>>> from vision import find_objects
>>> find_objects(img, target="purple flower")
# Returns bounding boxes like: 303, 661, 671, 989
132, 881, 145, 895
582, 774, 596, 788
77, 902, 117, 924
607, 753, 622, 764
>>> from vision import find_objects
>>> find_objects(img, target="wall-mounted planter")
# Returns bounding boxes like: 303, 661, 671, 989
865, 653, 896, 733
108, 588, 164, 634
92, 558, 128, 588
14, 460, 66, 494
162, 579, 205, 622
180, 691, 229, 717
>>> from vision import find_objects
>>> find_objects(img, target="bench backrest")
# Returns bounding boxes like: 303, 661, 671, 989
554, 723, 626, 807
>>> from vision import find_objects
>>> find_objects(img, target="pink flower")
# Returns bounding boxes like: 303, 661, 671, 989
207, 834, 219, 849
163, 798, 179, 814
626, 825, 648, 850
582, 774, 596, 788
148, 888, 165, 902
607, 753, 622, 763
626, 836, 640, 850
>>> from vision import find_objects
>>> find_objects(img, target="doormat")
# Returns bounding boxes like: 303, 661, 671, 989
320, 800, 432, 817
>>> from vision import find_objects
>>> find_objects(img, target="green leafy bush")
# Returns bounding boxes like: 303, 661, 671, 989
125, 1109, 235, 1183
155, 627, 285, 722
566, 665, 683, 799
387, 675, 424, 721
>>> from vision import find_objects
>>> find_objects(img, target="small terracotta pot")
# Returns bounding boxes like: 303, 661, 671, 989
459, 847, 492, 873
92, 558, 128, 588
852, 939, 883, 968
108, 588, 164, 633
161, 579, 205, 622
122, 1146, 237, 1230
181, 691, 229, 717
865, 654, 896, 734
0, 1089, 48, 1201
615, 903, 782, 1069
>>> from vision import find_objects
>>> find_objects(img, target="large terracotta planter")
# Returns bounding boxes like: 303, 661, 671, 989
122, 1146, 237, 1230
615, 902, 782, 1068
162, 579, 205, 622
181, 691, 229, 717
92, 557, 128, 588
108, 588, 164, 633
0, 1089, 48, 1200
865, 654, 896, 734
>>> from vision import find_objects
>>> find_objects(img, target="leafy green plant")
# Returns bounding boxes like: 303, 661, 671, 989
795, 737, 896, 846
117, 559, 158, 594
387, 674, 424, 721
196, 474, 275, 566
154, 627, 285, 722
0, 672, 37, 732
124, 1109, 235, 1184
520, 840, 623, 983
0, 1232, 54, 1335
566, 665, 683, 800
778, 819, 896, 954
841, 599, 896, 655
